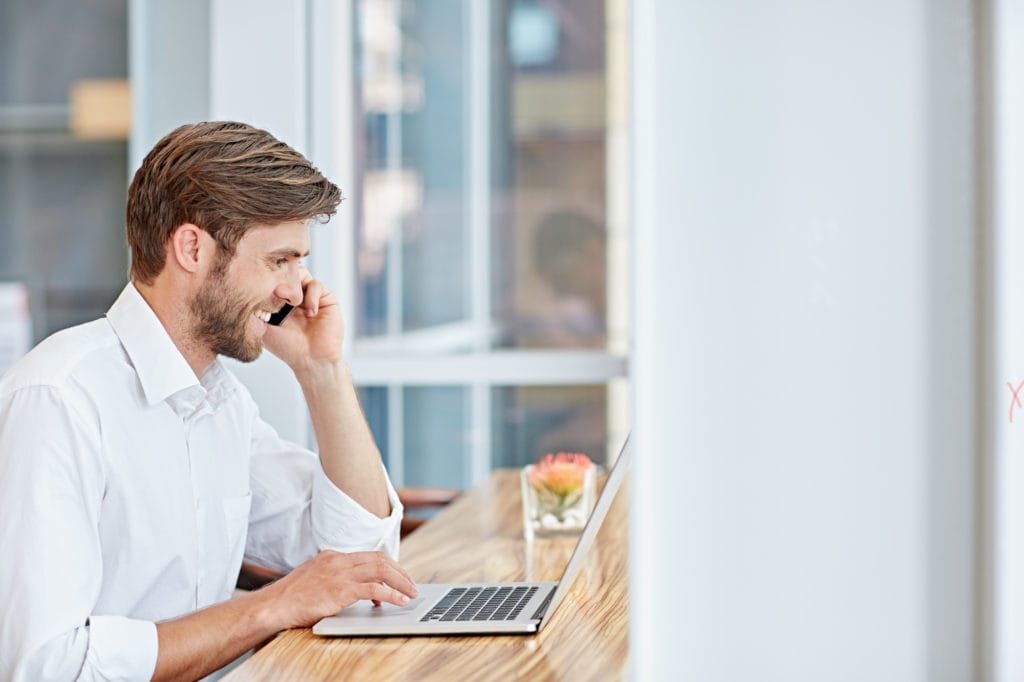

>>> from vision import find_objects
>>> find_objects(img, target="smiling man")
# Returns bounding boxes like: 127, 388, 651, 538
0, 122, 417, 681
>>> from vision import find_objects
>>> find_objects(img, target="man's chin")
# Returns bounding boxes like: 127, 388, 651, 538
218, 343, 264, 364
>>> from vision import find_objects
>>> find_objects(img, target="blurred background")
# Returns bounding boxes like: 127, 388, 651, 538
4, 0, 1024, 680
0, 0, 630, 488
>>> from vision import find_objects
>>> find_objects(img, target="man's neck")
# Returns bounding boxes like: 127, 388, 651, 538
132, 280, 215, 378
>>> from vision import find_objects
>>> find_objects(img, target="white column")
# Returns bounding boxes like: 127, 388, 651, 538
630, 1, 977, 680
991, 1, 1024, 679
129, 0, 211, 170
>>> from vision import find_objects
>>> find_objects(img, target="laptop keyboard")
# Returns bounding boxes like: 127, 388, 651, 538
420, 586, 539, 623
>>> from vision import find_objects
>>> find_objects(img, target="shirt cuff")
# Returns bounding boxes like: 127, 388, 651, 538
311, 464, 403, 559
86, 615, 158, 681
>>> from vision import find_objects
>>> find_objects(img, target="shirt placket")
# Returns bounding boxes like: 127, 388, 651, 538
172, 386, 209, 610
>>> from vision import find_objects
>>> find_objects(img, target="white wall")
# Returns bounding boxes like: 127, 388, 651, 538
630, 2, 978, 680
129, 0, 210, 169
991, 1, 1024, 679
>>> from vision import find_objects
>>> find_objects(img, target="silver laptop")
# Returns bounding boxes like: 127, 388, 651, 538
312, 435, 632, 637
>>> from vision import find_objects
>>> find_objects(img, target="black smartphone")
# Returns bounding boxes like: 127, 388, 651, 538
268, 304, 294, 326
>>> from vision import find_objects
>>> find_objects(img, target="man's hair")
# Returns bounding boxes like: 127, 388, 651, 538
126, 121, 343, 284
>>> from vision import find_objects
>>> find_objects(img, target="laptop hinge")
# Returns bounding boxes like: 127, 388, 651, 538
531, 587, 556, 621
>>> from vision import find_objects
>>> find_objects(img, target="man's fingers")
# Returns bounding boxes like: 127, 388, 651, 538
300, 279, 324, 317
339, 560, 418, 600
344, 550, 415, 580
342, 551, 417, 594
337, 581, 411, 609
364, 581, 412, 607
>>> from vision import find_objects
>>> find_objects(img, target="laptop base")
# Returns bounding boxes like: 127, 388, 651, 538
312, 582, 556, 637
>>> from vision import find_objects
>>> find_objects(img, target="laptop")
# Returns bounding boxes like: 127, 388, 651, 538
312, 434, 632, 637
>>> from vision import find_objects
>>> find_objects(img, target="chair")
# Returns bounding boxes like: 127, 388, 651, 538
396, 487, 460, 537
235, 486, 460, 591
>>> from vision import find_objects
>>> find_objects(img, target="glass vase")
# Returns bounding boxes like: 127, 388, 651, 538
520, 464, 596, 540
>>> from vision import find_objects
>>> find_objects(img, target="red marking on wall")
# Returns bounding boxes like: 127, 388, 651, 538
1009, 380, 1024, 423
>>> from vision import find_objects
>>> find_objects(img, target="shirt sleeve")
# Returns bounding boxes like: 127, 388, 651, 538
0, 386, 159, 682
245, 412, 403, 573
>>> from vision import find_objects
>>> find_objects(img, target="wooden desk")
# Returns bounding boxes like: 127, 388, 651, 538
225, 470, 630, 681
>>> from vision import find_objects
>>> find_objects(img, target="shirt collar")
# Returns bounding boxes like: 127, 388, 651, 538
106, 283, 237, 414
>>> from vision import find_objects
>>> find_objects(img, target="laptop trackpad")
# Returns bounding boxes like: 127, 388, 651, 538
338, 597, 427, 620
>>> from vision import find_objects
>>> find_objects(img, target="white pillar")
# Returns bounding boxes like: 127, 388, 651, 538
630, 2, 977, 680
990, 1, 1024, 679
129, 0, 211, 169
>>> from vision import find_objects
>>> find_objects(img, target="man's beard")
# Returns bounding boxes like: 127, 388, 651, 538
189, 266, 264, 363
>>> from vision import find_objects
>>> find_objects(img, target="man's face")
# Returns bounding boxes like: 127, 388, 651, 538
189, 221, 310, 362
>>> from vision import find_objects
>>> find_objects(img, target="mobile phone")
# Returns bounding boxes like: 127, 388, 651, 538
268, 304, 294, 326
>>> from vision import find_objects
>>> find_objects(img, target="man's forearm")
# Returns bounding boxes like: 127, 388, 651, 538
152, 546, 419, 680
295, 360, 391, 518
153, 589, 277, 681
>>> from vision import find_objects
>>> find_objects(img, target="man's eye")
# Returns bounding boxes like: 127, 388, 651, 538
274, 258, 289, 267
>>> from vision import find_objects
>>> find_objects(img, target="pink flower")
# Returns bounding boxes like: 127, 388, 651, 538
528, 452, 593, 498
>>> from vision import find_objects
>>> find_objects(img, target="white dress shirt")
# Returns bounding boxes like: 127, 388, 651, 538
0, 284, 402, 681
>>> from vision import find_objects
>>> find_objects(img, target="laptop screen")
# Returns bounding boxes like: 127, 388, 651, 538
538, 434, 632, 629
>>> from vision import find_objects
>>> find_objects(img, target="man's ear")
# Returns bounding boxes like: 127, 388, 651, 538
169, 223, 214, 274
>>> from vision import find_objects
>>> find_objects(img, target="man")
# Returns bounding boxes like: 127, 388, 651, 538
0, 121, 418, 681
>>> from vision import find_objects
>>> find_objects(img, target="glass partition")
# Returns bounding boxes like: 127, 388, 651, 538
342, 0, 629, 487
362, 383, 610, 489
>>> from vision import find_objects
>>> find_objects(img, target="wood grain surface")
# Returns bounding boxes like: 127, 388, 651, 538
224, 470, 630, 681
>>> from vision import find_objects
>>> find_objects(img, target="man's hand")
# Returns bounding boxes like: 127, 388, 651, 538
153, 550, 418, 680
262, 266, 345, 371
258, 550, 419, 629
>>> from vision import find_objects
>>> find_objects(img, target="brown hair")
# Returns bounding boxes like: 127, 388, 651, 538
126, 121, 343, 284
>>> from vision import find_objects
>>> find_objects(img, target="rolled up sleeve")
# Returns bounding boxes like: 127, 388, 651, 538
311, 464, 403, 559
246, 412, 403, 571
13, 617, 157, 682
83, 616, 158, 681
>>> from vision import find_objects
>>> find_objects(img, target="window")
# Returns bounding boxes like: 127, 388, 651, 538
313, 0, 630, 488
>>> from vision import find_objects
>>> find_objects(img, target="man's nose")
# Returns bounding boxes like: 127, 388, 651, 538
275, 267, 304, 307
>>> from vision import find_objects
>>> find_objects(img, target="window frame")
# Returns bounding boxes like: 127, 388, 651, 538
308, 0, 629, 487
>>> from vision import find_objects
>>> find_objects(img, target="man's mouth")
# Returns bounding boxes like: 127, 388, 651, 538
254, 310, 274, 323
